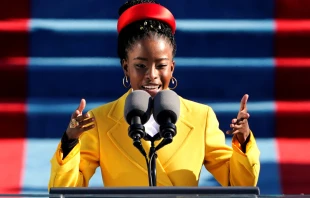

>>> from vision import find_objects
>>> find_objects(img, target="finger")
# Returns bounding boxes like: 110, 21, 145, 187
237, 119, 248, 125
231, 124, 242, 129
232, 118, 238, 124
75, 112, 91, 122
232, 117, 248, 125
81, 124, 95, 132
71, 110, 81, 119
77, 98, 86, 113
71, 99, 87, 118
75, 99, 86, 116
232, 130, 240, 135
79, 117, 95, 126
226, 130, 233, 135
238, 111, 250, 120
226, 128, 238, 134
239, 94, 249, 112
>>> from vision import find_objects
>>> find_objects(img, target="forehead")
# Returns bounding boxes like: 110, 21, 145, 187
128, 36, 173, 58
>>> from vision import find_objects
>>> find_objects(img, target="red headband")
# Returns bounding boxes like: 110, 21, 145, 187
117, 3, 176, 34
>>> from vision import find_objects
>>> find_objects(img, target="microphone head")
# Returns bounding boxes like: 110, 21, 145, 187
124, 90, 153, 125
153, 90, 180, 125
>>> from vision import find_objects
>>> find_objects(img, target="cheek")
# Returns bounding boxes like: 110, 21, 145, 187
127, 65, 138, 76
129, 69, 143, 79
128, 68, 144, 84
161, 70, 172, 83
163, 67, 173, 76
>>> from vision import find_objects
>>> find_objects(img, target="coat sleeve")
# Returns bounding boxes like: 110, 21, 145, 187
203, 106, 260, 186
48, 111, 100, 190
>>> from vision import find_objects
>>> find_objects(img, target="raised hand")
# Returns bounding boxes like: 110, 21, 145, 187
66, 99, 95, 140
226, 94, 250, 144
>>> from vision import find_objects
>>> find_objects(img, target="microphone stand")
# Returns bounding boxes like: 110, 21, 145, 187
127, 118, 151, 185
144, 133, 160, 186
131, 125, 176, 187
149, 141, 157, 186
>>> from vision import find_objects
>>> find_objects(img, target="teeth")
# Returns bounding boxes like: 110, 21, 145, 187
143, 86, 158, 89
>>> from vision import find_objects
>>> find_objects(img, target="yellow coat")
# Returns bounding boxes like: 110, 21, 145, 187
48, 90, 260, 189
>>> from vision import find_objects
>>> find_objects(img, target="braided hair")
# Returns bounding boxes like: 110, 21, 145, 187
117, 0, 177, 61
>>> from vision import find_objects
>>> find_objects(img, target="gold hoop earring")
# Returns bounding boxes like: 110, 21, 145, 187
169, 77, 178, 90
123, 76, 131, 88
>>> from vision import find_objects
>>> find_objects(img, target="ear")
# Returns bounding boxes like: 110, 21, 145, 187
121, 59, 129, 76
170, 60, 175, 76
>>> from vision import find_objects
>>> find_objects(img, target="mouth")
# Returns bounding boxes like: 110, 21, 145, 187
141, 84, 162, 96
141, 84, 162, 90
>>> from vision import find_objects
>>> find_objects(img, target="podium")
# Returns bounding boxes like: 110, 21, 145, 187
50, 186, 260, 198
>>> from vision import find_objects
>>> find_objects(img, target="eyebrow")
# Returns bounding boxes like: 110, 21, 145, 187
133, 57, 169, 61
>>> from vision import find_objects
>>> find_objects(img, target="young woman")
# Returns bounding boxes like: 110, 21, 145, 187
48, 0, 260, 188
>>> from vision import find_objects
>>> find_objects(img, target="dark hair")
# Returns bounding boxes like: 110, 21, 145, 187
117, 0, 177, 61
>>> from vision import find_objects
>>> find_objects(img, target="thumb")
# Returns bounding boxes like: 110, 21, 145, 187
77, 98, 86, 114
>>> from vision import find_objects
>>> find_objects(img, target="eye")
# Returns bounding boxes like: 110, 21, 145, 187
157, 64, 167, 69
135, 64, 146, 68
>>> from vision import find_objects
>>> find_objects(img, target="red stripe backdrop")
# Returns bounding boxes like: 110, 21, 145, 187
275, 0, 310, 194
0, 0, 29, 193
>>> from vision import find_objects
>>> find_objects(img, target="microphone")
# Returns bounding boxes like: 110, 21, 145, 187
153, 90, 180, 151
124, 90, 153, 157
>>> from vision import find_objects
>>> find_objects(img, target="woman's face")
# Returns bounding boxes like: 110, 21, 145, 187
122, 36, 175, 98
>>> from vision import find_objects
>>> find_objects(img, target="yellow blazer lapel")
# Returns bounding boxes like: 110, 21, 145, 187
154, 97, 194, 169
106, 89, 173, 186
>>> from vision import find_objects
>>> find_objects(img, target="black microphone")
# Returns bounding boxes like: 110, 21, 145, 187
124, 90, 153, 157
153, 90, 180, 151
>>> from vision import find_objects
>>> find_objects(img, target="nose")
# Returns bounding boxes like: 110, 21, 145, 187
146, 66, 158, 80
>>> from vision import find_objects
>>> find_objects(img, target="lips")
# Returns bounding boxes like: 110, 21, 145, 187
142, 85, 161, 90
141, 84, 162, 97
